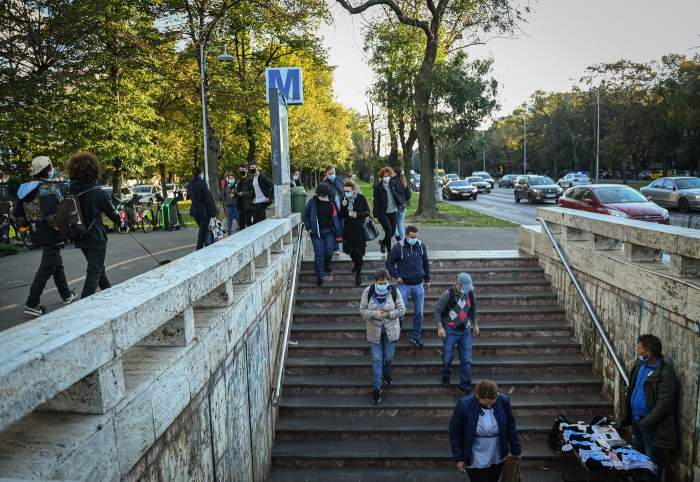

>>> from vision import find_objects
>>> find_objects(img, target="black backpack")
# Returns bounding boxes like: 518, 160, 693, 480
55, 186, 101, 240
367, 284, 398, 303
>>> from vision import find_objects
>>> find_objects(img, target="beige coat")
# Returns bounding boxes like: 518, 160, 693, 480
359, 285, 406, 344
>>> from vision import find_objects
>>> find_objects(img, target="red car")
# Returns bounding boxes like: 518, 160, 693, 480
558, 184, 670, 224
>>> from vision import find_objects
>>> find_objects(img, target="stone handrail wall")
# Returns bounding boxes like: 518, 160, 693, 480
0, 214, 301, 481
519, 207, 699, 482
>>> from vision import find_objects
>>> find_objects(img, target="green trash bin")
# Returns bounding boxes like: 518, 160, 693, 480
291, 186, 308, 213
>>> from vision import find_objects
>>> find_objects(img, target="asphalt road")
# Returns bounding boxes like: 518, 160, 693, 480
444, 186, 700, 228
0, 228, 196, 331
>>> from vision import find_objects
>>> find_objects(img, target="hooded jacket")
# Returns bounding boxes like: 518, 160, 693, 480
386, 239, 431, 285
69, 181, 121, 248
15, 180, 65, 246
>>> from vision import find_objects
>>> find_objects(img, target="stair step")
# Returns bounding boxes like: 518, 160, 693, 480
297, 279, 550, 288
269, 466, 569, 482
302, 257, 540, 268
296, 292, 556, 302
300, 266, 543, 275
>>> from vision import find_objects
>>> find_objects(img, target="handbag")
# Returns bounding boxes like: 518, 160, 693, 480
208, 217, 227, 244
500, 456, 521, 482
363, 217, 379, 241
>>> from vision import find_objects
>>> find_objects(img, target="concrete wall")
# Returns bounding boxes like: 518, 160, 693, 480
519, 208, 700, 482
0, 215, 301, 482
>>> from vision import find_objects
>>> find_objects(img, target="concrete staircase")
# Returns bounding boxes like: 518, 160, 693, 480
269, 253, 612, 481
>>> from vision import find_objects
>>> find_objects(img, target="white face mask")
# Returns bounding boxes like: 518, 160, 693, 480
199, 174, 204, 180
293, 175, 299, 180
383, 176, 390, 183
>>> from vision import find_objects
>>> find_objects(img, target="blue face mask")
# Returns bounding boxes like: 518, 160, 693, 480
228, 178, 235, 185
407, 238, 418, 245
47, 169, 57, 179
344, 191, 353, 199
374, 283, 388, 294
639, 354, 649, 362
460, 285, 469, 295
328, 174, 336, 182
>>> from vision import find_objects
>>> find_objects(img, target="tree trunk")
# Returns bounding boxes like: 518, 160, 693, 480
245, 115, 256, 163
206, 118, 221, 199
414, 37, 439, 218
112, 159, 122, 194
399, 119, 418, 178
159, 163, 167, 197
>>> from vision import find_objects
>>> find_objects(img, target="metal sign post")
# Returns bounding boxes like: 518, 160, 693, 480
269, 88, 291, 217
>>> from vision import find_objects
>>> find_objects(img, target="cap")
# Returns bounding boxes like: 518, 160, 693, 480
457, 272, 473, 292
30, 156, 52, 176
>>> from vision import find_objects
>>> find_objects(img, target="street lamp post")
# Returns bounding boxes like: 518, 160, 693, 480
523, 113, 528, 174
482, 131, 486, 172
595, 88, 600, 183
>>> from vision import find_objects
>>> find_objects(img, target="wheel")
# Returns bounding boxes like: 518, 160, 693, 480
486, 189, 491, 193
679, 198, 690, 212
473, 194, 478, 201
514, 193, 520, 203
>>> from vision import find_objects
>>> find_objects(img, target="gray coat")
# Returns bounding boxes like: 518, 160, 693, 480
359, 285, 406, 344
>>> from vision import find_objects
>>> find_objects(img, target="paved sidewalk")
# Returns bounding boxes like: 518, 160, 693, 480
365, 226, 519, 252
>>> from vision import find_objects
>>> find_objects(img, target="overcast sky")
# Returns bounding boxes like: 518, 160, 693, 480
320, 0, 700, 122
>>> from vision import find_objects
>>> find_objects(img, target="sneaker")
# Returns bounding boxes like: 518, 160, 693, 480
24, 305, 47, 317
441, 376, 451, 387
382, 374, 392, 386
316, 278, 323, 286
372, 388, 382, 405
62, 290, 77, 305
409, 338, 424, 349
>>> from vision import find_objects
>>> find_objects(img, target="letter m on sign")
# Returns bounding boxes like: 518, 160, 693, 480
265, 67, 303, 105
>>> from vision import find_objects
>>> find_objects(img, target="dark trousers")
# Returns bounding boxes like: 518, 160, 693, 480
349, 249, 363, 272
252, 203, 267, 224
378, 212, 397, 252
26, 244, 71, 307
632, 419, 664, 482
466, 462, 503, 482
311, 229, 335, 280
194, 215, 209, 250
80, 246, 110, 298
238, 208, 254, 229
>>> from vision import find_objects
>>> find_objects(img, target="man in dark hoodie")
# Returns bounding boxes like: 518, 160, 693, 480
386, 224, 431, 347
16, 156, 76, 317
187, 166, 217, 250
67, 151, 122, 298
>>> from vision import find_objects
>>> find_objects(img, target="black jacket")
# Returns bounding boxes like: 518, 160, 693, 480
390, 175, 411, 208
69, 181, 121, 248
373, 181, 401, 219
187, 176, 218, 219
237, 173, 273, 211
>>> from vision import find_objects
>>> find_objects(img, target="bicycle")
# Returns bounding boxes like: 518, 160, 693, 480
116, 195, 155, 233
0, 202, 31, 248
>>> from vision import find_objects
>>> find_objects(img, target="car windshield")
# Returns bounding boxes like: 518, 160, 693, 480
166, 184, 175, 190
133, 186, 151, 193
595, 187, 647, 204
676, 178, 700, 190
450, 181, 470, 187
475, 172, 492, 179
529, 177, 555, 186
467, 177, 484, 183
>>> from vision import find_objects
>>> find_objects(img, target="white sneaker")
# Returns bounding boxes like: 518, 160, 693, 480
24, 305, 47, 317
62, 290, 77, 305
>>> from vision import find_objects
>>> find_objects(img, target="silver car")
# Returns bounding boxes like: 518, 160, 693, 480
640, 177, 700, 212
465, 176, 491, 193
557, 172, 590, 188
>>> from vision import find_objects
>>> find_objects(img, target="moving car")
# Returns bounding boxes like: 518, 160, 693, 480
497, 174, 518, 188
513, 175, 562, 204
640, 177, 700, 212
559, 185, 669, 224
557, 172, 591, 188
131, 184, 162, 204
166, 183, 187, 200
445, 173, 460, 183
465, 176, 491, 193
471, 171, 495, 189
442, 180, 478, 200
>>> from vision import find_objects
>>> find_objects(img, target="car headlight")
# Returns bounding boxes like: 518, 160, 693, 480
608, 210, 628, 218
660, 208, 669, 218
532, 188, 541, 193
556, 187, 563, 192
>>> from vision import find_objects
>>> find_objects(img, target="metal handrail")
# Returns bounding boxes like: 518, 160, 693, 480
538, 219, 629, 387
271, 224, 304, 406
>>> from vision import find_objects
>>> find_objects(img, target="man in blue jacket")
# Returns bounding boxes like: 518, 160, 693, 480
449, 380, 521, 480
386, 224, 430, 347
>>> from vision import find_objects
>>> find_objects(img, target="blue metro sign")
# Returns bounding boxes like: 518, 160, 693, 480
265, 67, 303, 105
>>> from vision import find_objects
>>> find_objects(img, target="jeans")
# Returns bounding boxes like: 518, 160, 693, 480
311, 228, 335, 279
631, 419, 664, 482
442, 325, 473, 389
225, 205, 238, 234
26, 244, 71, 307
80, 246, 110, 298
466, 462, 503, 482
397, 282, 425, 341
194, 215, 209, 250
370, 327, 395, 389
395, 205, 406, 241
378, 212, 397, 252
252, 203, 267, 224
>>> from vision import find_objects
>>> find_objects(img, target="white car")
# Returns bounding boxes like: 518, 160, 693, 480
558, 173, 590, 188
131, 184, 162, 204
166, 183, 187, 200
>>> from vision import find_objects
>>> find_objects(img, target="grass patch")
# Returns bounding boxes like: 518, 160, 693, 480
357, 181, 515, 228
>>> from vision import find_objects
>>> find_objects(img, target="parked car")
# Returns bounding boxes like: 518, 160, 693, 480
471, 171, 495, 189
101, 185, 134, 202
513, 175, 562, 204
445, 173, 460, 184
640, 177, 700, 212
497, 174, 518, 188
131, 184, 162, 204
442, 180, 478, 200
465, 176, 491, 193
166, 183, 187, 200
411, 175, 421, 192
557, 172, 591, 188
559, 185, 670, 224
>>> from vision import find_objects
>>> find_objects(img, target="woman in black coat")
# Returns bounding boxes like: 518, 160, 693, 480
339, 180, 370, 286
373, 166, 400, 254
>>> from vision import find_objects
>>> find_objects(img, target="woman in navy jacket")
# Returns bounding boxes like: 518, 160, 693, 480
303, 183, 341, 286
449, 380, 521, 481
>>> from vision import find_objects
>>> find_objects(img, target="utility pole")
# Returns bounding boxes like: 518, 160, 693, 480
199, 43, 209, 185
523, 113, 528, 174
595, 88, 600, 183
482, 131, 486, 172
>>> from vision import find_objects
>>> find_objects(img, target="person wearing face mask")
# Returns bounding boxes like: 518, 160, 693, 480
249, 163, 273, 224
220, 173, 239, 235
359, 269, 406, 405
620, 334, 678, 482
373, 166, 400, 253
303, 183, 341, 286
449, 380, 521, 481
16, 156, 76, 317
321, 165, 345, 252
235, 166, 250, 228
187, 165, 218, 250
390, 168, 411, 242
291, 170, 302, 187
434, 272, 478, 392
338, 180, 369, 286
